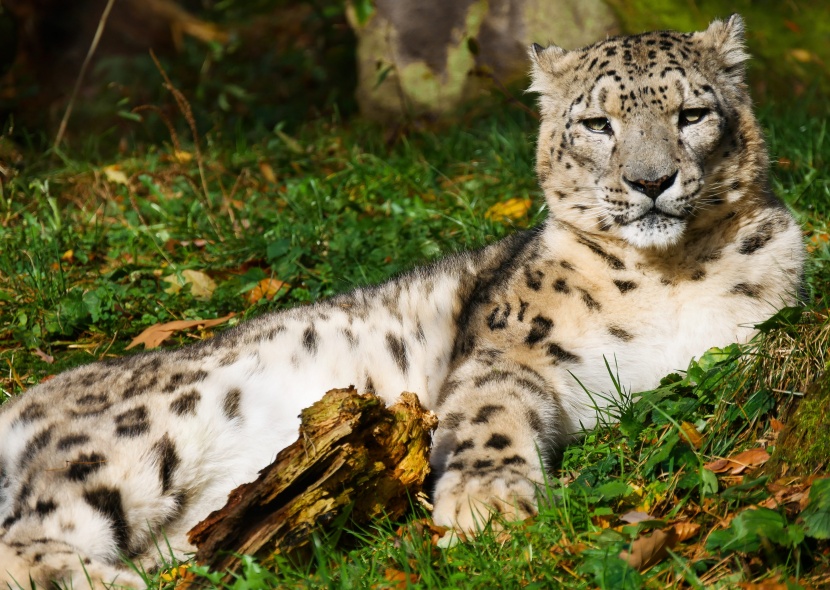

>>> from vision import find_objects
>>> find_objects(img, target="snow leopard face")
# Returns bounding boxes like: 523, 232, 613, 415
530, 16, 761, 249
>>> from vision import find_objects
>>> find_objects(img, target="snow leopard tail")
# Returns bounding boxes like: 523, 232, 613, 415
0, 535, 143, 590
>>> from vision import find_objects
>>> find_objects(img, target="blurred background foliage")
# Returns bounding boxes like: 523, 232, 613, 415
606, 0, 829, 103
0, 0, 826, 156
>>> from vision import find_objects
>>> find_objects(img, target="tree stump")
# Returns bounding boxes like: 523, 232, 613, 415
188, 387, 437, 577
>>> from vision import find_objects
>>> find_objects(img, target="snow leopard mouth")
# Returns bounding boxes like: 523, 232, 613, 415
622, 208, 685, 226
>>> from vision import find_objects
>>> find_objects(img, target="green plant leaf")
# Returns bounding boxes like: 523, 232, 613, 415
352, 0, 374, 25
578, 552, 641, 590
753, 305, 803, 333
706, 508, 802, 554
593, 480, 632, 500
802, 477, 830, 539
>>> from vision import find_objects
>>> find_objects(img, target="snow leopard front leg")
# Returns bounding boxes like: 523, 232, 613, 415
430, 349, 560, 531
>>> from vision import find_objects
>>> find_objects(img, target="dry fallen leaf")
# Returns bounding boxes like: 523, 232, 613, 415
485, 198, 532, 222
591, 514, 613, 528
247, 278, 289, 305
258, 161, 277, 183
379, 568, 419, 589
33, 348, 54, 364
672, 521, 700, 542
770, 418, 785, 433
737, 581, 789, 590
620, 528, 678, 571
102, 164, 129, 185
704, 448, 770, 474
439, 173, 475, 188
620, 510, 652, 524
173, 150, 193, 163
126, 313, 235, 350
163, 269, 217, 300
807, 233, 829, 253
789, 48, 814, 63
275, 129, 305, 154
680, 421, 703, 448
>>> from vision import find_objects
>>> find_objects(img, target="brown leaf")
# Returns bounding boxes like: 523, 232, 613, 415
246, 278, 289, 305
620, 528, 678, 571
784, 20, 801, 34
728, 448, 770, 474
33, 348, 54, 364
704, 448, 770, 475
258, 161, 277, 183
776, 157, 794, 170
737, 582, 788, 590
125, 313, 235, 350
380, 568, 419, 589
672, 521, 700, 542
770, 418, 785, 433
703, 458, 732, 473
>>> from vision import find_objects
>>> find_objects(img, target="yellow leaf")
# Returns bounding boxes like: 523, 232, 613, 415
102, 165, 129, 185
183, 269, 216, 299
485, 198, 532, 222
163, 270, 217, 300
259, 161, 277, 183
275, 129, 305, 154
179, 19, 229, 44
247, 278, 289, 305
679, 421, 703, 448
789, 48, 814, 63
162, 274, 183, 295
61, 249, 75, 262
672, 521, 700, 542
173, 150, 193, 163
125, 313, 235, 350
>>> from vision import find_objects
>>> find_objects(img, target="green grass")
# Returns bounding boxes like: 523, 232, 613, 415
1, 92, 829, 588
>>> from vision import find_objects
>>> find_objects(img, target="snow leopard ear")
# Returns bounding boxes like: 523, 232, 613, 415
700, 14, 750, 79
527, 43, 569, 94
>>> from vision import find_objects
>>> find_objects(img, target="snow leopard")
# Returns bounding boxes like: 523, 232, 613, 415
0, 14, 804, 588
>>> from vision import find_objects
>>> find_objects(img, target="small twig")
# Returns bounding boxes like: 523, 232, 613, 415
771, 388, 805, 397
53, 0, 118, 151
149, 50, 211, 205
216, 169, 244, 235
147, 50, 222, 241
132, 104, 182, 153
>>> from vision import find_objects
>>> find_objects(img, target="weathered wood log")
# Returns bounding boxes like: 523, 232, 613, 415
188, 387, 437, 577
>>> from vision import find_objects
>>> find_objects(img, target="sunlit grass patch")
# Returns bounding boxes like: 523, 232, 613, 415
1, 96, 828, 588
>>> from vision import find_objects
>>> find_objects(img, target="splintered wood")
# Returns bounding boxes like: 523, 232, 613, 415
188, 387, 437, 576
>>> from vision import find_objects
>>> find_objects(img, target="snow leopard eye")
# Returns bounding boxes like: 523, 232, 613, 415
679, 108, 709, 126
582, 117, 612, 134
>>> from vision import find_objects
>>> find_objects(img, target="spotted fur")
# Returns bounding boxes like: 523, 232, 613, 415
0, 15, 804, 589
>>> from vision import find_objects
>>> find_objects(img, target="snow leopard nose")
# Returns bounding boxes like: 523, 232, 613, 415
624, 171, 678, 200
